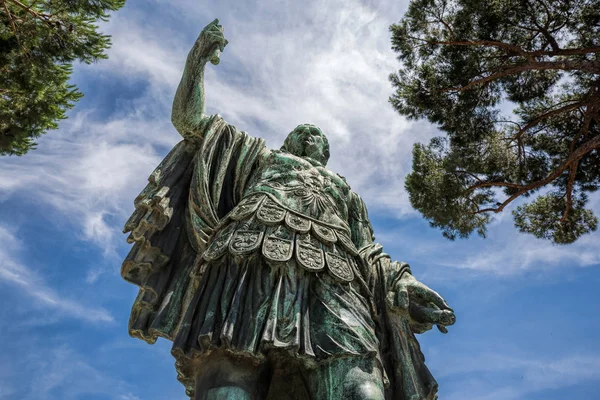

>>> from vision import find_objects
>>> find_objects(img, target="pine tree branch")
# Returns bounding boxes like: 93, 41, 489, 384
443, 60, 600, 93
469, 181, 526, 191
570, 103, 596, 153
529, 0, 562, 52
471, 135, 600, 214
495, 120, 522, 128
434, 0, 454, 36
561, 101, 597, 222
537, 47, 600, 56
6, 0, 53, 27
538, 24, 561, 52
534, 60, 600, 74
407, 35, 600, 57
561, 160, 578, 223
454, 170, 484, 183
2, 0, 20, 46
439, 19, 454, 36
407, 36, 527, 55
474, 189, 527, 214
512, 100, 586, 141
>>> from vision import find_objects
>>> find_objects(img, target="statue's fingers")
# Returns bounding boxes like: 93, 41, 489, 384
409, 303, 455, 326
206, 34, 227, 50
202, 19, 220, 35
206, 31, 227, 45
411, 283, 451, 311
207, 26, 222, 37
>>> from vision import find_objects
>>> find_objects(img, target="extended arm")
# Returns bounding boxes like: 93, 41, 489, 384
172, 19, 228, 138
349, 192, 455, 334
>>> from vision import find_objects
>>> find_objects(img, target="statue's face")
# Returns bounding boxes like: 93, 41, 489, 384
283, 125, 330, 166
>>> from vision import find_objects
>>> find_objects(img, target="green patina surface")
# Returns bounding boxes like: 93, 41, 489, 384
121, 19, 456, 400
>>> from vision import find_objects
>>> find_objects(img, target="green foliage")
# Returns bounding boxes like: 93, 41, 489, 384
391, 0, 600, 244
513, 192, 598, 244
1, 0, 125, 155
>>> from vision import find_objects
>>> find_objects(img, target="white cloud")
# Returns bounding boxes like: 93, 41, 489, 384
1, 0, 598, 276
0, 115, 168, 256
0, 1, 599, 399
0, 0, 428, 264
99, 0, 428, 213
439, 352, 600, 400
119, 394, 141, 400
12, 345, 136, 400
377, 220, 600, 278
452, 234, 600, 273
0, 225, 114, 323
203, 0, 423, 213
443, 223, 600, 275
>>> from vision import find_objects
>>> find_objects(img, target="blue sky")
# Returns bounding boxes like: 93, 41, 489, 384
1, 1, 599, 399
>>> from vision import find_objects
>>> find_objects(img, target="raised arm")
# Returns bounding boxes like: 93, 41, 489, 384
171, 19, 228, 138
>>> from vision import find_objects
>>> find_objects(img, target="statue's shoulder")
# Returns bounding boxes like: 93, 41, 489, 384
348, 190, 370, 220
269, 149, 296, 157
336, 172, 348, 185
196, 114, 269, 149
264, 149, 311, 166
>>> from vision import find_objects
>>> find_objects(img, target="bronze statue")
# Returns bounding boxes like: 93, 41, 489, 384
121, 19, 455, 400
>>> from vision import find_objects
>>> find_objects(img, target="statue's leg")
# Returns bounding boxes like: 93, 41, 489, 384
193, 351, 272, 400
303, 356, 385, 400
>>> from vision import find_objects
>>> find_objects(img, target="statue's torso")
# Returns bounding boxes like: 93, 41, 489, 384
246, 150, 352, 227
203, 149, 360, 282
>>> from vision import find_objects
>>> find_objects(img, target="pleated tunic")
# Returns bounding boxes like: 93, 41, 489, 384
121, 116, 438, 399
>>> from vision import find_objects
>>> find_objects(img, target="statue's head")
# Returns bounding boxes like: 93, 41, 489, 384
281, 124, 330, 166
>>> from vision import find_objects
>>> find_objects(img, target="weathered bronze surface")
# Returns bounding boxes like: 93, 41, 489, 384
121, 19, 456, 400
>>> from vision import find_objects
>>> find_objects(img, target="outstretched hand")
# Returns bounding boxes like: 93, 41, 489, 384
190, 18, 229, 66
389, 273, 456, 334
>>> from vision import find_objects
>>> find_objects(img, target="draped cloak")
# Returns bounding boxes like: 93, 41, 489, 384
121, 115, 438, 399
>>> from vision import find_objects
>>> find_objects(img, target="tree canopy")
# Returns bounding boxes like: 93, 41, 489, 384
390, 0, 600, 244
1, 0, 125, 156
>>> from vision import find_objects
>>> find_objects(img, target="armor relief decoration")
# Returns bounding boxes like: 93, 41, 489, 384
202, 193, 358, 282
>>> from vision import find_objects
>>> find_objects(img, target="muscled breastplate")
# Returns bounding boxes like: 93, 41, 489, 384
202, 150, 360, 282
250, 150, 350, 223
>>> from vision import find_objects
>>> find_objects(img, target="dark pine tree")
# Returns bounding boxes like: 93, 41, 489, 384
1, 0, 125, 155
390, 0, 600, 244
